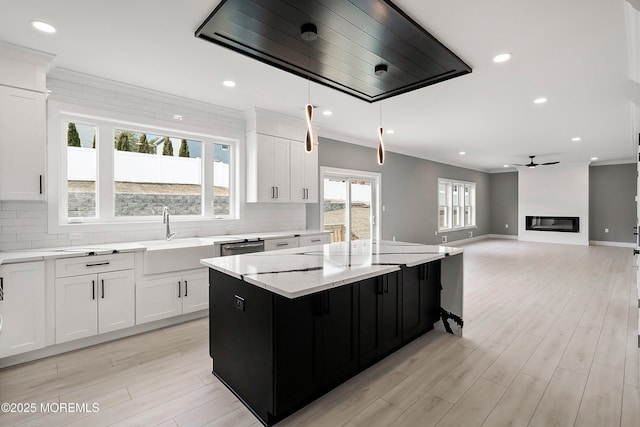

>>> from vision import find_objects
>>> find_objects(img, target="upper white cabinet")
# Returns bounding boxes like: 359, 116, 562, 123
0, 43, 53, 201
245, 108, 319, 204
290, 140, 318, 203
0, 261, 46, 358
0, 86, 46, 200
247, 133, 291, 202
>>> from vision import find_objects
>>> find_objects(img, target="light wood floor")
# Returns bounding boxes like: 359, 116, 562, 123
2, 239, 640, 426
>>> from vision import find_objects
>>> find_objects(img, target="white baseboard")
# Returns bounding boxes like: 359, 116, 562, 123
488, 234, 518, 240
444, 234, 490, 246
589, 240, 637, 248
0, 310, 208, 369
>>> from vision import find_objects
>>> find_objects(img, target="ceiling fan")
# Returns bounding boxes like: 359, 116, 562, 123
513, 155, 560, 168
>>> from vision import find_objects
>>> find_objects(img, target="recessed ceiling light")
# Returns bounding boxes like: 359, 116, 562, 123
533, 97, 548, 104
591, 157, 598, 161
571, 137, 581, 142
322, 110, 333, 116
386, 129, 395, 134
492, 53, 512, 63
459, 151, 466, 155
172, 114, 183, 121
503, 164, 509, 168
31, 20, 56, 33
222, 80, 236, 87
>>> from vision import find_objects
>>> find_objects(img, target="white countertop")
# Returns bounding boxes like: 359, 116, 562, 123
201, 240, 462, 298
0, 230, 329, 266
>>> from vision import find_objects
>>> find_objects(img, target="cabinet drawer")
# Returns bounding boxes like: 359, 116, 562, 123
264, 237, 298, 252
55, 253, 134, 278
298, 234, 331, 247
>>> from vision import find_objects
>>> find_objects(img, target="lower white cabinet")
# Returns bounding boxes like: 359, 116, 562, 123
136, 268, 209, 325
264, 237, 298, 251
298, 233, 331, 247
55, 269, 135, 344
0, 261, 45, 358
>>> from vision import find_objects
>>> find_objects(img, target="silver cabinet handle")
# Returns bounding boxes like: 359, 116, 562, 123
275, 187, 279, 199
0, 277, 3, 301
86, 262, 110, 267
185, 280, 188, 297
276, 242, 289, 247
92, 280, 95, 300
39, 175, 43, 194
178, 281, 181, 298
101, 279, 105, 299
0, 313, 3, 334
223, 242, 264, 250
271, 187, 275, 198
311, 238, 321, 242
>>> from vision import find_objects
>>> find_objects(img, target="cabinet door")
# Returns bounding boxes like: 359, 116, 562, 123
272, 136, 290, 202
320, 285, 359, 387
98, 270, 135, 334
359, 276, 384, 366
381, 272, 402, 351
136, 275, 182, 324
303, 142, 318, 202
402, 263, 440, 341
0, 262, 45, 358
182, 269, 209, 314
56, 274, 98, 344
289, 141, 306, 203
0, 86, 46, 200
255, 134, 276, 202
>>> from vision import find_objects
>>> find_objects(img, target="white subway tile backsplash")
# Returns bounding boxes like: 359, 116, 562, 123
1, 201, 45, 211
16, 210, 47, 218
0, 218, 32, 227
0, 211, 17, 219
2, 225, 46, 234
0, 241, 33, 250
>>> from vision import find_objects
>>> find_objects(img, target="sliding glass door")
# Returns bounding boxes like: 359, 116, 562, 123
321, 168, 380, 243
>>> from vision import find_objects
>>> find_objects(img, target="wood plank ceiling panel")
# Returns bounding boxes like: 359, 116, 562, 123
195, 0, 472, 102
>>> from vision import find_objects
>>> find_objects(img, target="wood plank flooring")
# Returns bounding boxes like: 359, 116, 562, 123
1, 239, 639, 426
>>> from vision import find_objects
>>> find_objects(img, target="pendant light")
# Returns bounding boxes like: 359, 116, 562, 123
375, 64, 388, 165
301, 23, 317, 153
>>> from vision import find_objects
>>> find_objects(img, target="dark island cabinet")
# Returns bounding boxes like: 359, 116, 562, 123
274, 284, 358, 416
359, 272, 402, 366
402, 261, 441, 341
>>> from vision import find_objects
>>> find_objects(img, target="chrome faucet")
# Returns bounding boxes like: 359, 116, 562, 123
162, 206, 177, 240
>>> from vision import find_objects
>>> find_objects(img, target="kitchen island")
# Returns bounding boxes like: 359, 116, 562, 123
200, 240, 463, 426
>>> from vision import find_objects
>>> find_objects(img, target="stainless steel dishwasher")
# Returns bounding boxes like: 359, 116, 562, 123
220, 240, 265, 256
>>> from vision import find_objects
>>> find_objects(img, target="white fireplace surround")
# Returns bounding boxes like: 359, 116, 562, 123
518, 163, 589, 245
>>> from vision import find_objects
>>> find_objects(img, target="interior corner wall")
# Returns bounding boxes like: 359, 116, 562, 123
589, 163, 636, 243
306, 137, 490, 245
518, 164, 589, 245
489, 172, 518, 236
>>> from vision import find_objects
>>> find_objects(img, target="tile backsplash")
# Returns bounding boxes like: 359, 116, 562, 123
0, 70, 307, 251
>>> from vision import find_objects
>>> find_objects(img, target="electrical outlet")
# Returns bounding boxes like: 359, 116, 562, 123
468, 231, 473, 238
605, 228, 609, 233
441, 235, 447, 243
505, 224, 509, 229
392, 236, 396, 241
234, 295, 245, 312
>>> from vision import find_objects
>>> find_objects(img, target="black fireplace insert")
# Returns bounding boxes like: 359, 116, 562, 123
525, 216, 579, 233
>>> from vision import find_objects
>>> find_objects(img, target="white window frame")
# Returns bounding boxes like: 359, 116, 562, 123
319, 167, 382, 243
47, 101, 241, 234
437, 178, 476, 232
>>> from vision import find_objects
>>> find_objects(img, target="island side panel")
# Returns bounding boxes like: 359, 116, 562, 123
209, 269, 274, 424
437, 253, 464, 336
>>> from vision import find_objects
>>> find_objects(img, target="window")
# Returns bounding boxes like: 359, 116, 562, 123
438, 178, 476, 231
57, 110, 237, 227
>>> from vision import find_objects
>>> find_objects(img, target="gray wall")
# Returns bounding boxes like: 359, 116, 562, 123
589, 163, 636, 243
306, 137, 490, 245
489, 172, 518, 235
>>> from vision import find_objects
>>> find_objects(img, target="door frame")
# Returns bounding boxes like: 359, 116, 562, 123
319, 166, 381, 242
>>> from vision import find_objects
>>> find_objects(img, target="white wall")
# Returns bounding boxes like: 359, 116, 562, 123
518, 163, 589, 245
0, 71, 305, 250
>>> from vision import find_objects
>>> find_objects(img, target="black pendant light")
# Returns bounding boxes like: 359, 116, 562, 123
301, 23, 317, 153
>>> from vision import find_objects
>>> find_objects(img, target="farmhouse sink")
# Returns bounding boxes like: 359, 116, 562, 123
140, 238, 215, 275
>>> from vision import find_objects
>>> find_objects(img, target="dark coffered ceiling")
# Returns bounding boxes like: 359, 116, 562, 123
195, 0, 472, 102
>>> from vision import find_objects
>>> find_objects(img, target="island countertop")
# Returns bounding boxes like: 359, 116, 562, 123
201, 240, 462, 298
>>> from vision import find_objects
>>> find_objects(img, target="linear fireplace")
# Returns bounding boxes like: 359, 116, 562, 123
525, 216, 579, 233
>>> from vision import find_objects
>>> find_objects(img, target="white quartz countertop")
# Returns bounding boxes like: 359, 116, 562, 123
201, 240, 462, 298
0, 230, 329, 266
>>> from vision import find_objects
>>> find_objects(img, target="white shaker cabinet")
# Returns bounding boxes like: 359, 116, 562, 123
290, 140, 318, 203
0, 86, 46, 200
0, 261, 45, 358
55, 254, 135, 344
246, 132, 291, 202
136, 268, 208, 324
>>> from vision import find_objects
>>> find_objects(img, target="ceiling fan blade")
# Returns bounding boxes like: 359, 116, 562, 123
541, 161, 559, 165
512, 163, 527, 166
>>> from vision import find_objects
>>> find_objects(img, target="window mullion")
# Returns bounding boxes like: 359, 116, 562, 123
203, 140, 213, 217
